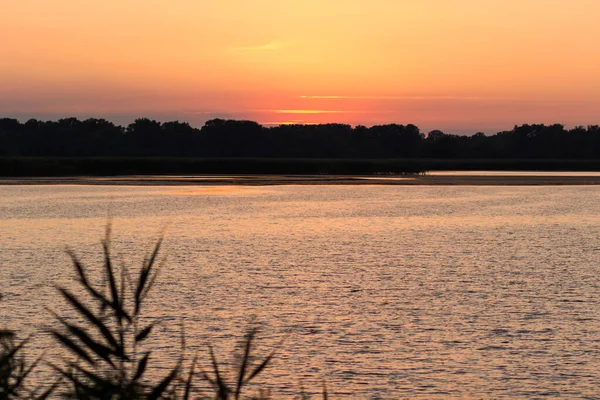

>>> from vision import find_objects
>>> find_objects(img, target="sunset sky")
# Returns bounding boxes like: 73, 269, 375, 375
2, 0, 600, 133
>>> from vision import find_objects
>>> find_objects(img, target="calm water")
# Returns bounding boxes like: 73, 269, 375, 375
1, 185, 600, 398
428, 171, 600, 177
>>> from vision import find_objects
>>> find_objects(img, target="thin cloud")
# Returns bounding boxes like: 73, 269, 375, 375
260, 121, 319, 126
228, 41, 286, 53
271, 109, 350, 114
186, 111, 215, 115
300, 95, 513, 101
265, 109, 394, 115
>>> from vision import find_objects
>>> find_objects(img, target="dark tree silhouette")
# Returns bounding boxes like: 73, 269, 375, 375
1, 117, 600, 160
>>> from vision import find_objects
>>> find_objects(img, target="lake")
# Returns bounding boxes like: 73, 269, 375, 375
1, 184, 600, 398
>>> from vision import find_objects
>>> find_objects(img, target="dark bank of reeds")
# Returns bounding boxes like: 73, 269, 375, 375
3, 157, 600, 179
0, 228, 328, 399
0, 157, 428, 177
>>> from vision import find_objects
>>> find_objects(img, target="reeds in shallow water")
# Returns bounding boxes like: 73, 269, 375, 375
1, 295, 58, 400
49, 226, 181, 399
0, 226, 329, 399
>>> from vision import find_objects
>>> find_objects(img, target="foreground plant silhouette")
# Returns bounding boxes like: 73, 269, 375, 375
1, 295, 57, 400
198, 327, 283, 400
50, 228, 181, 399
48, 227, 315, 399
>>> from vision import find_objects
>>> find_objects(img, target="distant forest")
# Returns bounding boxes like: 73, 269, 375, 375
1, 117, 600, 159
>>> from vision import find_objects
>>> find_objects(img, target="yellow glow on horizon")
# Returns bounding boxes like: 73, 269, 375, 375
272, 110, 350, 114
2, 0, 600, 132
260, 121, 320, 126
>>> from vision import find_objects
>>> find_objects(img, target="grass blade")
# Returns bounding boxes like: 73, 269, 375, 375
140, 264, 162, 306
147, 365, 179, 400
245, 348, 276, 383
33, 380, 61, 400
135, 322, 158, 343
184, 355, 197, 400
53, 313, 116, 368
68, 249, 133, 322
209, 345, 229, 399
51, 331, 96, 366
135, 238, 162, 314
235, 328, 256, 400
133, 353, 150, 382
102, 239, 123, 323
0, 337, 28, 366
58, 288, 120, 352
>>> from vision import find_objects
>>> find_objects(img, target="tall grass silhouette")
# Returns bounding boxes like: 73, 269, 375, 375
48, 226, 182, 398
198, 327, 284, 400
21, 225, 327, 399
1, 295, 58, 400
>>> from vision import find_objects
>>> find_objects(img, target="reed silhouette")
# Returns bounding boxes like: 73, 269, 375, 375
49, 227, 181, 399
1, 227, 329, 399
0, 295, 58, 400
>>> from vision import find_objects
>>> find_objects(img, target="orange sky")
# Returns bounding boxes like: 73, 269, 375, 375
1, 0, 600, 133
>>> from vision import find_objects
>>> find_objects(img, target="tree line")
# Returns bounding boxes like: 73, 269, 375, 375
1, 117, 600, 159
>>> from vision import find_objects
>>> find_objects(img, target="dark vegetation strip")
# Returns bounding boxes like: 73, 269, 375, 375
1, 117, 600, 160
0, 157, 431, 176
3, 157, 600, 177
1, 227, 324, 399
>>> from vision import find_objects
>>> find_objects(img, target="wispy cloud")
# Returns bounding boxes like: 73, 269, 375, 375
271, 109, 350, 114
300, 95, 511, 101
185, 111, 215, 115
260, 121, 319, 126
264, 109, 395, 115
228, 41, 286, 53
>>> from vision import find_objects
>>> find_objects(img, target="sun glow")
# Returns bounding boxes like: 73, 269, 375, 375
271, 110, 350, 114
2, 0, 600, 132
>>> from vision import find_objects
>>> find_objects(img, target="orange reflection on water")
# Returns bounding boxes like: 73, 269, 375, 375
2, 185, 600, 397
161, 187, 268, 195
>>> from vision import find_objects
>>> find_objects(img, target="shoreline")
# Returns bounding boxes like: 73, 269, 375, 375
2, 174, 600, 186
